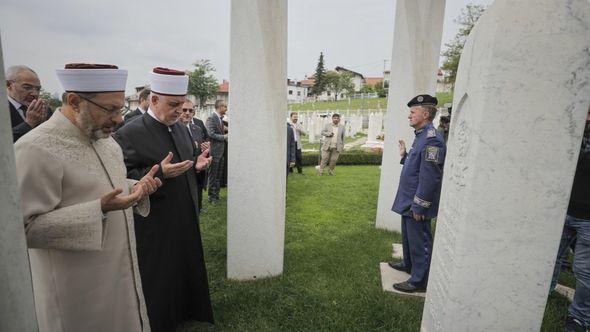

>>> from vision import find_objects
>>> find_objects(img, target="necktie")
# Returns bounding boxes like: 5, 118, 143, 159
19, 105, 28, 119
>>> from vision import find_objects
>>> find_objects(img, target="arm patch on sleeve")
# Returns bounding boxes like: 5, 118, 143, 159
425, 146, 440, 162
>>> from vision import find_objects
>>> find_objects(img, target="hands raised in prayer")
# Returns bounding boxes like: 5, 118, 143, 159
25, 99, 48, 128
100, 164, 163, 213
160, 151, 194, 179
196, 149, 212, 171
398, 140, 407, 157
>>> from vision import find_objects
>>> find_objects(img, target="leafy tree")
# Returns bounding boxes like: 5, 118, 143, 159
374, 81, 387, 98
310, 52, 327, 96
187, 59, 219, 108
39, 89, 61, 110
325, 72, 354, 101
359, 85, 375, 94
441, 4, 486, 89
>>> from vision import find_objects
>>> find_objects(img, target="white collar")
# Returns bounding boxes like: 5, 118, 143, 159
138, 106, 147, 114
7, 95, 22, 110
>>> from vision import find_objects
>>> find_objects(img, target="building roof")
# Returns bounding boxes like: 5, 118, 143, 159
364, 77, 383, 87
299, 78, 315, 87
335, 66, 365, 79
218, 80, 229, 94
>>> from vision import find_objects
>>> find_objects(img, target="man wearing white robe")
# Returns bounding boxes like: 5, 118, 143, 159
14, 63, 162, 332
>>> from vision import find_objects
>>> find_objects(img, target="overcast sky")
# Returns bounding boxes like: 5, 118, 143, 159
0, 0, 493, 95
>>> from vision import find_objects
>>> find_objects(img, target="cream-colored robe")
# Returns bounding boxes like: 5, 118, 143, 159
14, 111, 151, 332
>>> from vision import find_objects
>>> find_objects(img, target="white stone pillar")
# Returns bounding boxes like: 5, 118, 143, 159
422, 1, 590, 330
375, 0, 446, 231
0, 36, 38, 331
227, 0, 287, 280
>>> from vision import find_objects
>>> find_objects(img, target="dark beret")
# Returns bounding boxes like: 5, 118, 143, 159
407, 94, 438, 107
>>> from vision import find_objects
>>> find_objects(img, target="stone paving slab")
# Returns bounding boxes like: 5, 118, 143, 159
392, 243, 403, 259
556, 284, 574, 302
379, 262, 426, 298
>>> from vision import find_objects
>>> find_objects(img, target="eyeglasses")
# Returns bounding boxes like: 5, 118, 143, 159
182, 108, 194, 113
78, 94, 123, 116
9, 80, 42, 92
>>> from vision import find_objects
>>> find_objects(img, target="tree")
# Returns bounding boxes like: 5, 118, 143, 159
325, 72, 354, 101
187, 59, 219, 108
310, 52, 327, 96
39, 89, 62, 110
441, 4, 486, 89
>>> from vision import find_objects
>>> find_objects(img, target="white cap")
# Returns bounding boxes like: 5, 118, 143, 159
149, 67, 189, 96
56, 63, 127, 92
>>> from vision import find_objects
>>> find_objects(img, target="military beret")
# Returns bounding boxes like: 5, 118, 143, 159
407, 94, 438, 107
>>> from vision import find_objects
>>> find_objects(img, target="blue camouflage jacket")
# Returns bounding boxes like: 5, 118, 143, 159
392, 122, 446, 219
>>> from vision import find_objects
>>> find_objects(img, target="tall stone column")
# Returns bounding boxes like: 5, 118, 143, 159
422, 1, 590, 330
0, 36, 38, 331
227, 0, 287, 280
375, 0, 446, 232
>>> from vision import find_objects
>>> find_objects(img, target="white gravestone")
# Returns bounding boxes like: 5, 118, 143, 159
422, 1, 590, 331
375, 0, 446, 232
0, 37, 38, 331
227, 0, 287, 280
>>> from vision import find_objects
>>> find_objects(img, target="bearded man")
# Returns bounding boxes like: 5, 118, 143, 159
114, 67, 214, 331
14, 63, 163, 331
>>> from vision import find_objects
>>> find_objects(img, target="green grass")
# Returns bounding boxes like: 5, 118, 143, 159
182, 166, 570, 331
289, 98, 387, 112
287, 92, 455, 112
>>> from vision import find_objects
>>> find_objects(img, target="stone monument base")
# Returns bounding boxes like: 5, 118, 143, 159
379, 262, 426, 298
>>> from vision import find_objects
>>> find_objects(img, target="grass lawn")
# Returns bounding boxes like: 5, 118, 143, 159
184, 165, 571, 331
288, 92, 455, 112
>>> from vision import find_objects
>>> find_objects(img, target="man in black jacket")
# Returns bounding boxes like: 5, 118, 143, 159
113, 67, 214, 331
6, 65, 52, 142
550, 105, 590, 332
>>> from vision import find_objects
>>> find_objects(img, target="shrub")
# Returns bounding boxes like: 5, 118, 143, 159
301, 150, 382, 166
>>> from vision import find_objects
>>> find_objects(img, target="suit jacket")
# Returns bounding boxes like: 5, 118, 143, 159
124, 108, 143, 122
205, 112, 225, 158
192, 118, 209, 141
10, 102, 53, 142
187, 123, 207, 187
287, 124, 296, 165
321, 123, 345, 152
14, 110, 150, 331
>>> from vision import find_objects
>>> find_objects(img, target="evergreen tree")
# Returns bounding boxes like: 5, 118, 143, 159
441, 4, 486, 89
310, 52, 327, 96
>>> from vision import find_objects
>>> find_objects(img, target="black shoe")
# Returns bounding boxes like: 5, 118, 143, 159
393, 281, 426, 293
565, 315, 586, 332
388, 261, 410, 273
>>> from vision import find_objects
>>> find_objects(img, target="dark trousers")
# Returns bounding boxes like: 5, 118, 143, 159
401, 215, 433, 287
289, 148, 303, 174
207, 155, 224, 200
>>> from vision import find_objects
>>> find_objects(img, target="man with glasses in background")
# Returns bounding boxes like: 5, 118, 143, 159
6, 65, 53, 142
180, 99, 210, 212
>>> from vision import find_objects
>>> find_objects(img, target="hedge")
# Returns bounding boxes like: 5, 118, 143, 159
301, 150, 382, 166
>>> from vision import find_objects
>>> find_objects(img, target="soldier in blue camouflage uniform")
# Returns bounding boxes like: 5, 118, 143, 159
389, 94, 446, 293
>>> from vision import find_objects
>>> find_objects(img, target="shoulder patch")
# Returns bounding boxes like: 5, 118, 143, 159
427, 128, 436, 138
425, 145, 440, 162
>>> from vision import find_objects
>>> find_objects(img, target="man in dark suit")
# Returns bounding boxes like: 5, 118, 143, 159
205, 99, 228, 203
287, 123, 296, 177
180, 99, 210, 212
6, 65, 52, 142
115, 88, 150, 131
192, 116, 209, 141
